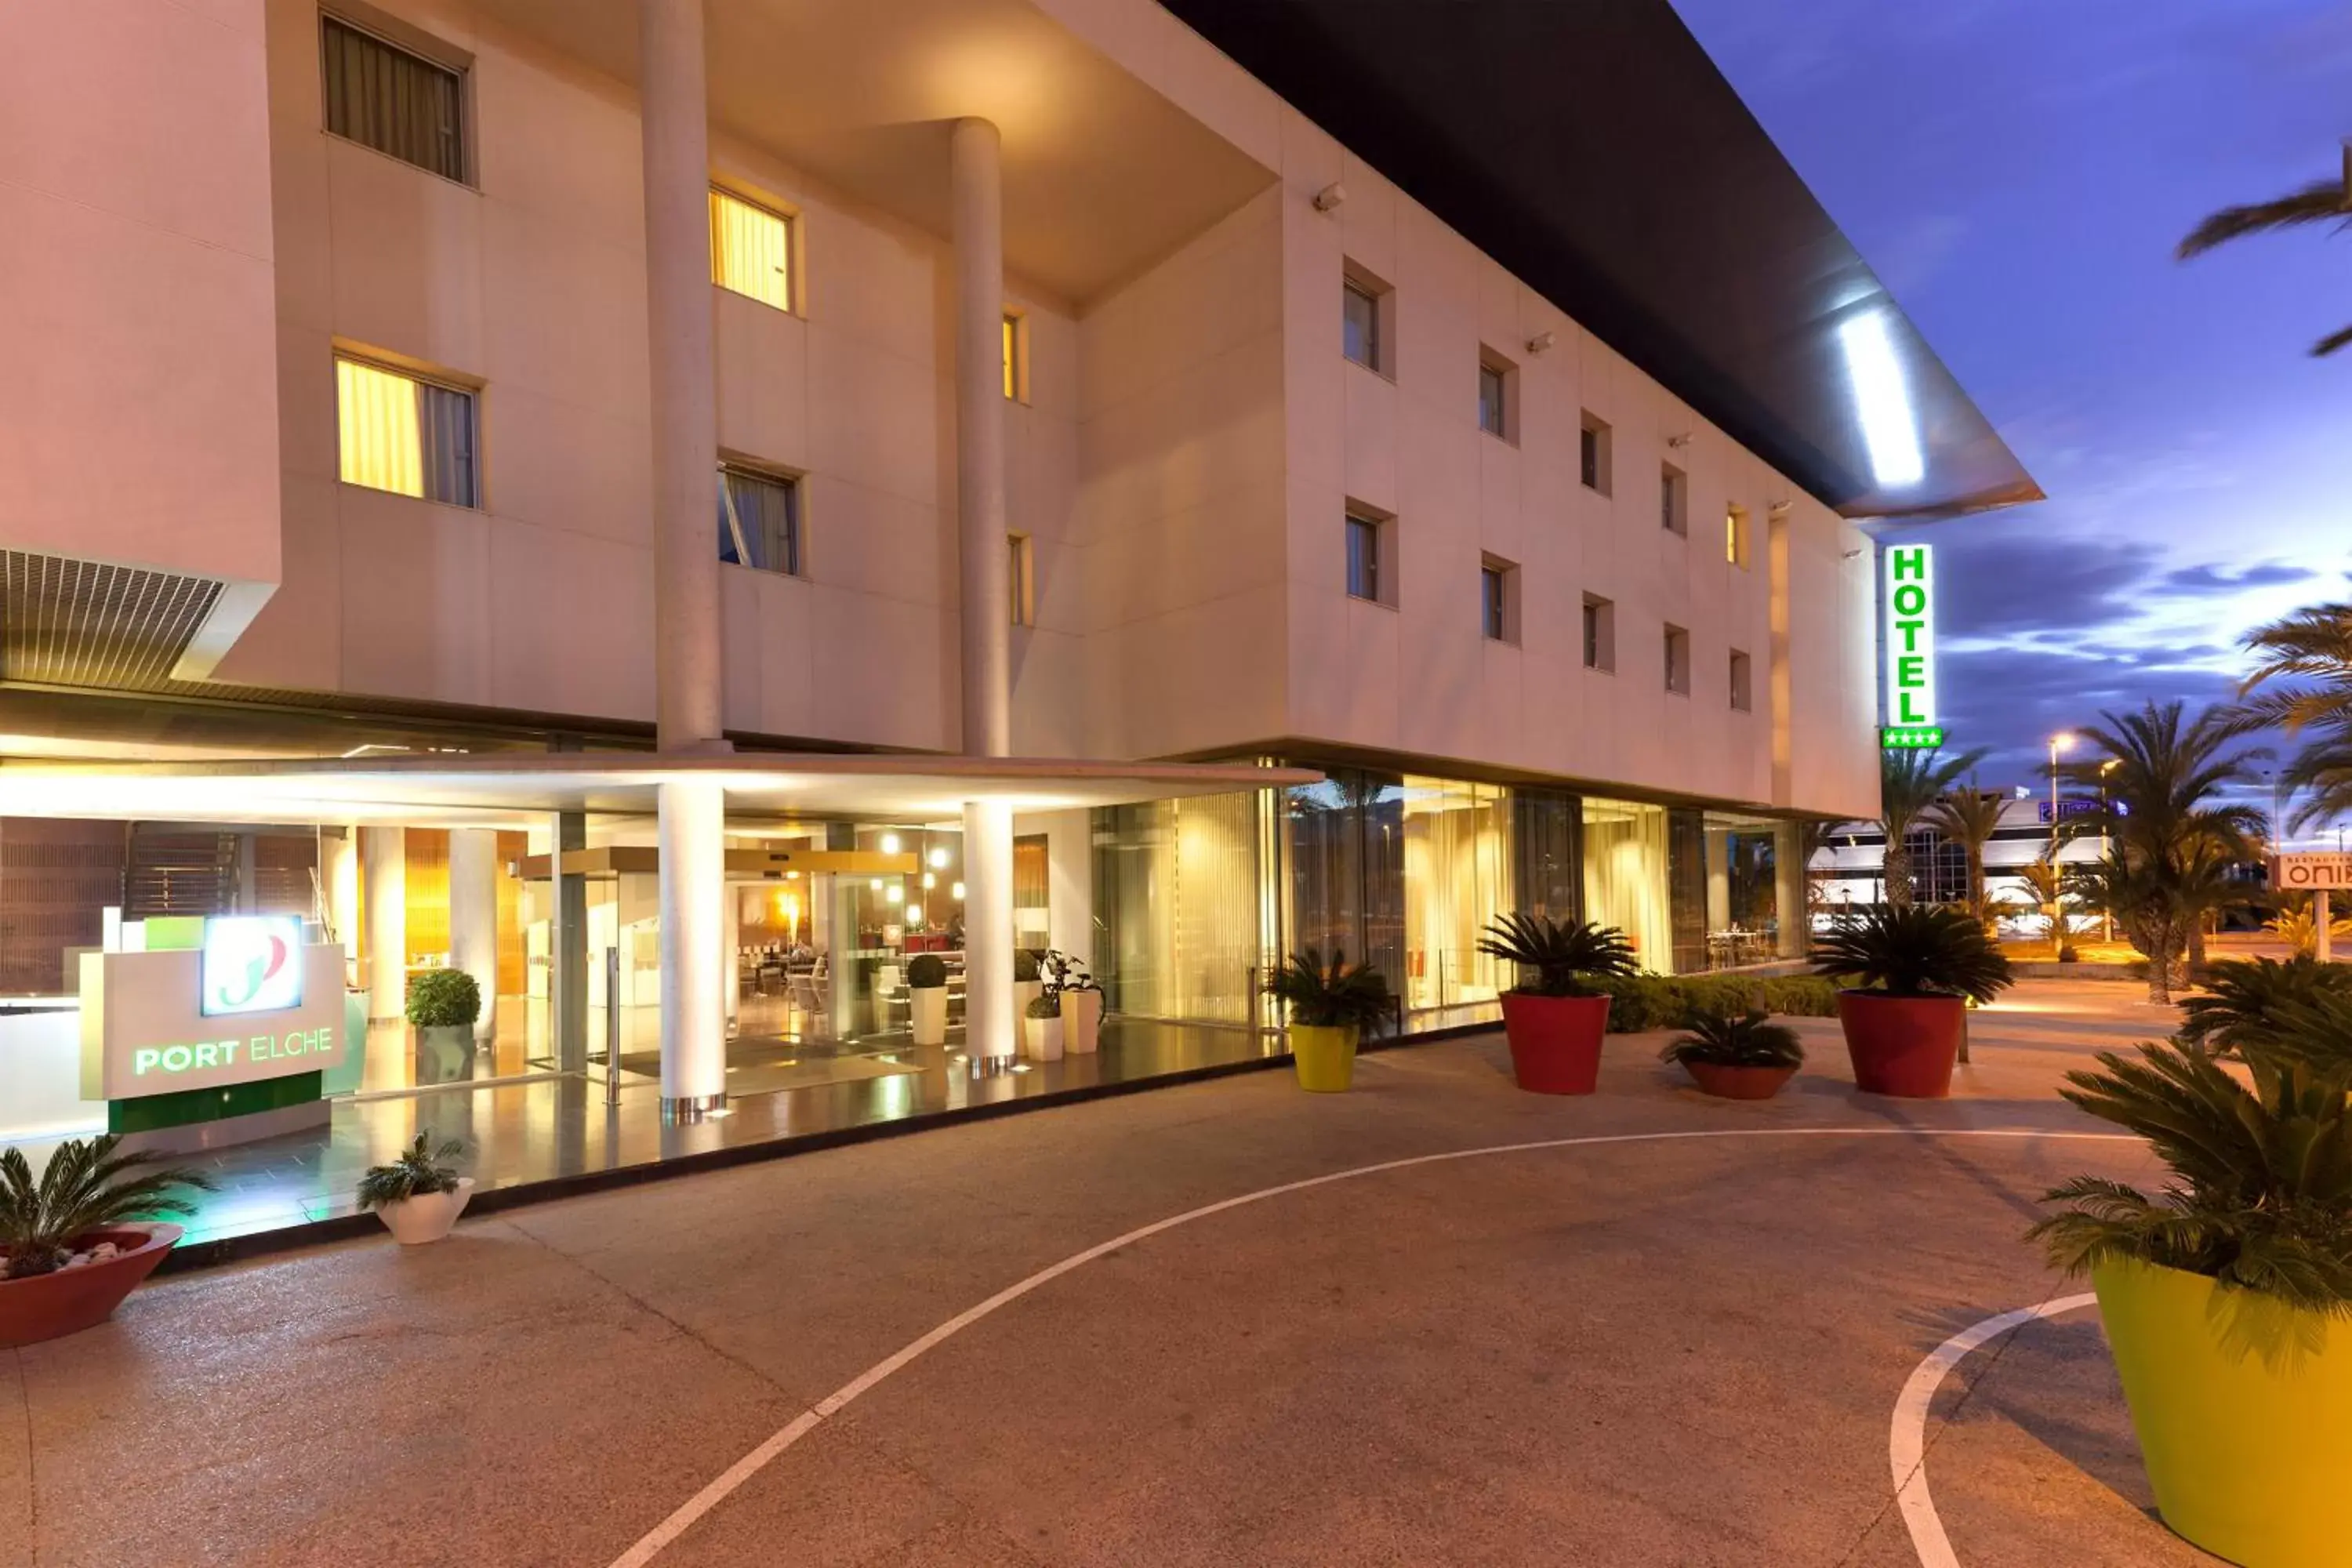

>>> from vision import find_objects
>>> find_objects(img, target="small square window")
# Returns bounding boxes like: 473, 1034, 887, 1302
1479, 557, 1519, 643
1346, 511, 1383, 603
1664, 623, 1692, 695
321, 16, 467, 183
1661, 463, 1688, 536
1477, 353, 1514, 441
1730, 649, 1754, 711
1008, 532, 1036, 626
1726, 504, 1751, 568
1003, 311, 1027, 402
1581, 594, 1615, 672
1580, 412, 1612, 495
710, 187, 792, 312
718, 463, 802, 576
335, 354, 477, 507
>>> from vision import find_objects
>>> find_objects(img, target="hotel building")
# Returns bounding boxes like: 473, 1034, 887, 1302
0, 0, 2033, 1169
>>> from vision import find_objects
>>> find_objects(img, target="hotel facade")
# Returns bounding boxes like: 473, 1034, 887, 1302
0, 0, 2031, 1156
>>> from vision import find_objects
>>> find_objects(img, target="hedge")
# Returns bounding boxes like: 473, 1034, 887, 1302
1595, 972, 1840, 1033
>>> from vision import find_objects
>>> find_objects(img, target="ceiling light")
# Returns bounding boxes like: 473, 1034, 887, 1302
1838, 311, 1924, 488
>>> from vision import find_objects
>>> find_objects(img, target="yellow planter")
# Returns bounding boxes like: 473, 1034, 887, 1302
2093, 1257, 2352, 1567
1287, 1024, 1359, 1092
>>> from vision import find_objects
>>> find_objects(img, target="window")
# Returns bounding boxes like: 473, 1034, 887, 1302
1580, 412, 1612, 495
1730, 649, 1753, 711
1664, 624, 1691, 695
1477, 351, 1514, 441
1661, 463, 1688, 536
710, 187, 792, 312
1008, 532, 1035, 626
1003, 312, 1026, 401
717, 463, 802, 576
1726, 504, 1751, 568
1345, 511, 1382, 603
1480, 557, 1519, 643
1582, 594, 1615, 671
1341, 262, 1393, 376
321, 16, 466, 183
335, 354, 477, 506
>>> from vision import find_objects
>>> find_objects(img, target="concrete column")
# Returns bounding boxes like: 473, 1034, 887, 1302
325, 829, 359, 985
448, 828, 499, 1044
1774, 823, 1809, 959
361, 826, 405, 1021
952, 118, 1011, 759
964, 798, 1015, 1062
658, 779, 728, 1118
723, 877, 740, 1030
1704, 828, 1733, 934
641, 0, 724, 752
553, 810, 589, 1071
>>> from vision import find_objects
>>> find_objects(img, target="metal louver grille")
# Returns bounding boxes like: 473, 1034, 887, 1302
1, 553, 225, 691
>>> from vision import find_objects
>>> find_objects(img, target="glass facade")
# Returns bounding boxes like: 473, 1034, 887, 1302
1582, 797, 1670, 972
1091, 793, 1263, 1025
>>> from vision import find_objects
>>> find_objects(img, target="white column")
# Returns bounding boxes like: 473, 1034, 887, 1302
658, 779, 728, 1117
1774, 824, 1809, 959
641, 0, 724, 752
448, 828, 500, 1044
964, 798, 1015, 1062
722, 877, 740, 1030
326, 829, 359, 986
361, 826, 405, 1021
2320, 889, 2334, 965
952, 117, 1011, 759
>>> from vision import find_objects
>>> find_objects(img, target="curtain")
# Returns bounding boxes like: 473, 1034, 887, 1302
337, 358, 474, 506
1092, 794, 1261, 1024
322, 19, 465, 182
710, 190, 791, 311
720, 468, 799, 574
1401, 777, 1512, 1011
1582, 798, 1670, 972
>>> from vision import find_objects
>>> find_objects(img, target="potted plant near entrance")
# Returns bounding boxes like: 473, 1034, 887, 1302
1043, 951, 1103, 1054
1810, 905, 2011, 1098
1022, 993, 1065, 1062
1265, 949, 1393, 1092
406, 969, 481, 1064
2028, 1029, 2352, 1568
0, 1134, 212, 1348
1012, 948, 1044, 1023
1477, 915, 1638, 1094
907, 953, 950, 1046
358, 1132, 474, 1246
1660, 1007, 1806, 1100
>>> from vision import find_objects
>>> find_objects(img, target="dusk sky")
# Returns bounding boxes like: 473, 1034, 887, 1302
1677, 0, 2352, 814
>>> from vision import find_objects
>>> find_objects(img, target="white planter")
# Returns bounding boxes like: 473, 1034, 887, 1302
1063, 989, 1102, 1054
909, 985, 949, 1046
1023, 1013, 1064, 1062
373, 1178, 475, 1246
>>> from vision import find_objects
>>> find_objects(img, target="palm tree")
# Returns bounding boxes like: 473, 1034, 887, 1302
1792, 818, 1844, 932
1878, 746, 1987, 910
2178, 141, 2352, 358
2014, 855, 2068, 951
1929, 781, 2006, 928
2241, 602, 2352, 833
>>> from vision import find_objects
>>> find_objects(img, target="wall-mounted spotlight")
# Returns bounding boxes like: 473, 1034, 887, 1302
1525, 330, 1556, 355
1666, 431, 1694, 449
1312, 182, 1347, 212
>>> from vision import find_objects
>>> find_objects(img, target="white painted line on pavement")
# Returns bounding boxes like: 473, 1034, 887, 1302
1892, 1291, 2100, 1568
608, 1125, 2132, 1567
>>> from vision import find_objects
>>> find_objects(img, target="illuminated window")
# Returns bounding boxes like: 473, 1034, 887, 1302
321, 16, 466, 183
1730, 649, 1753, 710
335, 355, 476, 506
718, 463, 802, 576
1003, 312, 1026, 402
1661, 463, 1688, 536
1726, 504, 1751, 568
710, 187, 791, 311
1664, 624, 1691, 695
1008, 532, 1035, 626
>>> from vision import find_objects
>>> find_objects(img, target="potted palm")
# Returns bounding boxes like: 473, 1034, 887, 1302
1043, 951, 1103, 1054
1022, 991, 1064, 1062
406, 968, 481, 1062
358, 1132, 473, 1245
2180, 956, 2352, 1058
2029, 1030, 2352, 1568
1264, 949, 1393, 1092
1476, 914, 1638, 1094
1810, 905, 2012, 1098
907, 953, 949, 1046
1659, 1007, 1805, 1100
1, 1134, 212, 1347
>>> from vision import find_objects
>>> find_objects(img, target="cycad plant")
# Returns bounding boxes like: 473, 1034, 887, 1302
2028, 1038, 2352, 1316
1476, 914, 1636, 997
1265, 949, 1393, 1033
355, 1133, 466, 1210
2180, 956, 2352, 1060
1809, 903, 2013, 1002
0, 1135, 214, 1279
1658, 1008, 1804, 1069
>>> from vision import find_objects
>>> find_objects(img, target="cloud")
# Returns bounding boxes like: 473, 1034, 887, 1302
2157, 560, 2323, 593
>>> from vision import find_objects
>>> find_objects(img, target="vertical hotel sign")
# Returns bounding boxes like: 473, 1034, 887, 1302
1881, 543, 1942, 748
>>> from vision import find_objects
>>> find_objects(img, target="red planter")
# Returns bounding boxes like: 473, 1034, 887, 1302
1501, 992, 1612, 1094
1835, 991, 1965, 1098
0, 1225, 182, 1348
1682, 1062, 1798, 1101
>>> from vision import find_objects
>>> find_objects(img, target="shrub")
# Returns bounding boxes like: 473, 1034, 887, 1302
1595, 972, 1838, 1033
1024, 993, 1061, 1020
356, 1133, 464, 1210
1014, 949, 1040, 984
1810, 904, 2013, 1003
2181, 956, 2352, 1061
907, 953, 948, 989
1475, 915, 1636, 998
1265, 949, 1393, 1033
1659, 1008, 1805, 1069
405, 968, 481, 1029
2057, 942, 2082, 964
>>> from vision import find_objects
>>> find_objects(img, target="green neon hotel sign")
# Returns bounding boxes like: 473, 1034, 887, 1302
1881, 543, 1940, 751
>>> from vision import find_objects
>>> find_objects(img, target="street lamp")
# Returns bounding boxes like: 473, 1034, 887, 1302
2048, 732, 2074, 946
2099, 758, 2118, 942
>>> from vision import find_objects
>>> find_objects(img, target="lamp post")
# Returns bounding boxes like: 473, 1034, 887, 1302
2099, 758, 2118, 943
2048, 732, 2074, 947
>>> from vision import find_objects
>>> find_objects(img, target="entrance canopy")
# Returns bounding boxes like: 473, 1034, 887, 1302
0, 752, 1322, 830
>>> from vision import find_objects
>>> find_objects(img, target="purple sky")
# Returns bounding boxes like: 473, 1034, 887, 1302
1675, 0, 2352, 812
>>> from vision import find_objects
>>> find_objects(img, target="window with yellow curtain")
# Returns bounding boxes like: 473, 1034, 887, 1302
710, 187, 791, 311
1002, 312, 1025, 401
335, 356, 476, 506
1581, 797, 1671, 971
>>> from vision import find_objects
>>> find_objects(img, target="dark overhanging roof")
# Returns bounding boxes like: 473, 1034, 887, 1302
1155, 0, 2040, 521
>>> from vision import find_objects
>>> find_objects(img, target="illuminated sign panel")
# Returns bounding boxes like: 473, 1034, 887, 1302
2270, 855, 2352, 892
201, 915, 305, 1017
1882, 543, 1936, 749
